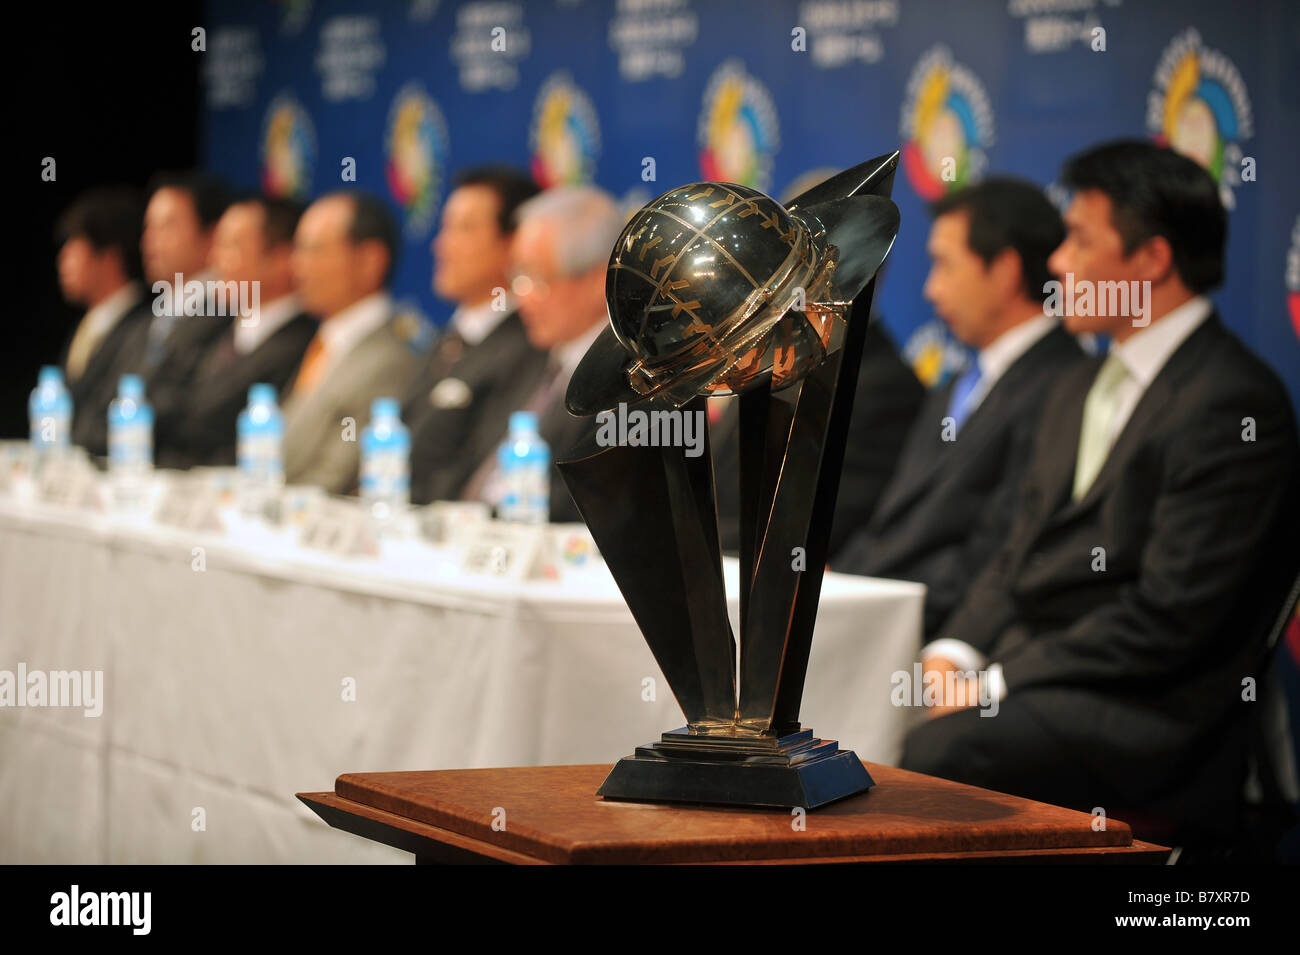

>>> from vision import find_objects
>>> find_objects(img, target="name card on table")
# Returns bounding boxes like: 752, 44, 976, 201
458, 521, 548, 580
153, 479, 226, 533
297, 498, 378, 558
36, 459, 105, 512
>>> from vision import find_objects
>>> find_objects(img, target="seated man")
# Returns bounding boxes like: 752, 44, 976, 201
900, 141, 1300, 845
403, 165, 547, 505
834, 178, 1083, 637
156, 196, 316, 468
712, 314, 924, 559
125, 171, 233, 449
283, 191, 425, 493
460, 186, 626, 522
54, 187, 153, 457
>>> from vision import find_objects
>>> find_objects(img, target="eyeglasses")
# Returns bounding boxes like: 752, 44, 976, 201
510, 271, 559, 298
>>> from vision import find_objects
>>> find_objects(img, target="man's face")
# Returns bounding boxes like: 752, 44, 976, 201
432, 185, 512, 303
142, 187, 209, 283
211, 203, 265, 287
56, 236, 96, 304
292, 196, 373, 319
922, 212, 1003, 349
1048, 190, 1138, 336
510, 220, 603, 349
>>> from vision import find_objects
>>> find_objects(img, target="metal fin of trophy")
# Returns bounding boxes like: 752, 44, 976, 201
558, 151, 901, 809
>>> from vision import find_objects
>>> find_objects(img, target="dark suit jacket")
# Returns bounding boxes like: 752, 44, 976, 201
712, 319, 925, 556
155, 313, 317, 469
835, 324, 1084, 637
537, 381, 595, 525
938, 312, 1300, 827
62, 294, 154, 458
404, 312, 548, 505
105, 301, 232, 463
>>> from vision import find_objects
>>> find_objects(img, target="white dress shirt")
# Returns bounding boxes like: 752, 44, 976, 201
923, 295, 1214, 702
451, 293, 516, 347
233, 294, 303, 355
66, 283, 142, 379
553, 318, 606, 381
80, 282, 142, 342
963, 314, 1059, 416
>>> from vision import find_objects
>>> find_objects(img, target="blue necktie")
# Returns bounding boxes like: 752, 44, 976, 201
945, 361, 984, 433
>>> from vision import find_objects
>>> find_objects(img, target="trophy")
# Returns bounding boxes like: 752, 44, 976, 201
559, 152, 901, 809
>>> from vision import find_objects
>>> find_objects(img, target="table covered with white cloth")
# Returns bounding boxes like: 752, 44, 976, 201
0, 480, 923, 863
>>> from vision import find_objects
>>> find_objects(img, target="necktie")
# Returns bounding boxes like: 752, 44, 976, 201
1072, 352, 1131, 501
291, 334, 329, 399
945, 361, 984, 433
65, 311, 106, 382
523, 359, 564, 415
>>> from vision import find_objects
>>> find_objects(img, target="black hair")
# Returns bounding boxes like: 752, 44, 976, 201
321, 190, 400, 288
146, 170, 233, 230
242, 195, 305, 249
56, 187, 145, 281
451, 164, 541, 235
930, 177, 1064, 303
1061, 139, 1226, 293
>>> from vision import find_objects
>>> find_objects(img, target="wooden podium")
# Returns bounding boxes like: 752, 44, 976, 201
298, 762, 1169, 864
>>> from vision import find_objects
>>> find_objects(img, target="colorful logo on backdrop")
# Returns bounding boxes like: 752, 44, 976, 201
697, 59, 780, 192
529, 72, 601, 187
1288, 215, 1300, 342
903, 319, 969, 389
384, 83, 450, 236
1147, 28, 1254, 210
260, 93, 316, 200
899, 45, 994, 201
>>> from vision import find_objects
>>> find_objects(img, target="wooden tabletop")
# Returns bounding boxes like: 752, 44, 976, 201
299, 762, 1168, 864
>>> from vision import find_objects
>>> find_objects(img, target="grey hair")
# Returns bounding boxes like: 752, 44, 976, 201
515, 185, 626, 277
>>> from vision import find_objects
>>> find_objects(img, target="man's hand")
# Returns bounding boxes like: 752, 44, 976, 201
921, 656, 982, 720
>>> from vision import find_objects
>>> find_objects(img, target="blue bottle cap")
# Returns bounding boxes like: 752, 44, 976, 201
118, 374, 144, 399
248, 383, 276, 405
371, 397, 401, 420
509, 411, 538, 433
38, 365, 63, 387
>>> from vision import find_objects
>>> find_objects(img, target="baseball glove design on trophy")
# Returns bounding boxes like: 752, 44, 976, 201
560, 151, 901, 808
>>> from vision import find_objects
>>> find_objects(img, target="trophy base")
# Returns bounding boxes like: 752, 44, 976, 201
597, 726, 874, 809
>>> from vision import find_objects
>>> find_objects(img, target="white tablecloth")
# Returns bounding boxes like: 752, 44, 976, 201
0, 486, 923, 863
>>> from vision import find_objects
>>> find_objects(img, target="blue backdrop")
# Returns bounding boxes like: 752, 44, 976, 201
201, 0, 1300, 408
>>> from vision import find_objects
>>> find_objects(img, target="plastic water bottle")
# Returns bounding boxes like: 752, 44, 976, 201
497, 411, 550, 524
107, 374, 153, 508
29, 365, 72, 458
237, 383, 285, 516
360, 397, 410, 530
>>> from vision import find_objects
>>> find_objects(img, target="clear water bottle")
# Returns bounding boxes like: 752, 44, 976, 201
29, 365, 72, 458
237, 382, 285, 516
497, 411, 550, 524
360, 397, 410, 530
107, 374, 153, 509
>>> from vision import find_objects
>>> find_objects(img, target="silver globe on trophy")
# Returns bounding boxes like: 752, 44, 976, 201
559, 152, 901, 809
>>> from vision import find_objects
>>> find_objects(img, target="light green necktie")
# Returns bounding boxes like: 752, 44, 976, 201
1072, 353, 1131, 501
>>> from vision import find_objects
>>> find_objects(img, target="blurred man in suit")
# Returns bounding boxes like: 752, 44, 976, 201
155, 196, 316, 468
404, 165, 547, 504
54, 187, 152, 457
132, 171, 232, 380
834, 179, 1082, 637
283, 191, 424, 493
461, 186, 625, 522
712, 316, 923, 559
901, 141, 1300, 846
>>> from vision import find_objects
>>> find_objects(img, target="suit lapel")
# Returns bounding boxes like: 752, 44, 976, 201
1050, 313, 1221, 522
869, 384, 952, 523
